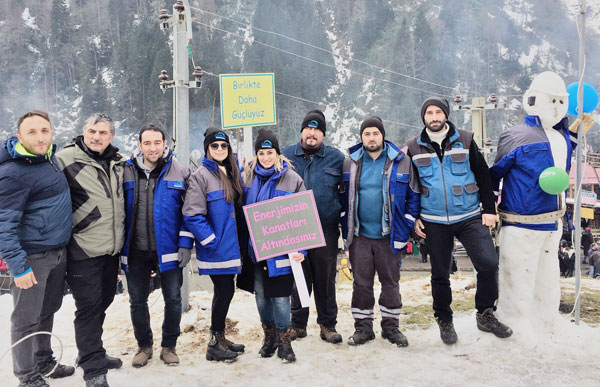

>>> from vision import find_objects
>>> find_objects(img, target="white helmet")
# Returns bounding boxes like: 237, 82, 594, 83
527, 71, 569, 97
523, 71, 569, 128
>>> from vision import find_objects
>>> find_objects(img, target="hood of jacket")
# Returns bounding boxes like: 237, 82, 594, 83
348, 139, 400, 162
1, 137, 55, 166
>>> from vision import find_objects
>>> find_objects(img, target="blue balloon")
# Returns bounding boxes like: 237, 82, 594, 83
567, 82, 599, 116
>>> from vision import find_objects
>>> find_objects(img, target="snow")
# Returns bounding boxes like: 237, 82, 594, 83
22, 8, 39, 30
2, 274, 600, 386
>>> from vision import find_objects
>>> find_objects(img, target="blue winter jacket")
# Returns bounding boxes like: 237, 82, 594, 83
183, 158, 243, 275
407, 125, 486, 225
0, 138, 72, 277
243, 162, 307, 277
490, 115, 577, 231
121, 153, 193, 273
341, 140, 420, 253
281, 143, 344, 231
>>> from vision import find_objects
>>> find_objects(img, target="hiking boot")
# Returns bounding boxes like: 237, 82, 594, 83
18, 374, 49, 387
437, 318, 458, 345
160, 347, 180, 365
38, 359, 75, 378
258, 324, 279, 358
347, 329, 375, 346
381, 328, 409, 347
476, 308, 513, 338
105, 354, 122, 370
85, 374, 109, 387
221, 334, 245, 354
319, 325, 342, 344
288, 326, 307, 341
277, 328, 296, 363
132, 347, 153, 368
206, 330, 238, 362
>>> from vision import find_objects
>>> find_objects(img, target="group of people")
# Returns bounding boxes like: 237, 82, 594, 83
1, 70, 596, 387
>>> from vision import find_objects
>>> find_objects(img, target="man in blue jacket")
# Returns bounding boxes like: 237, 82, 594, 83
342, 116, 419, 347
0, 110, 73, 387
408, 97, 512, 345
120, 124, 192, 368
282, 109, 345, 344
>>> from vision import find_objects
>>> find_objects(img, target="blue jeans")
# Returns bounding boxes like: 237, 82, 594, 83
254, 265, 291, 332
126, 250, 182, 348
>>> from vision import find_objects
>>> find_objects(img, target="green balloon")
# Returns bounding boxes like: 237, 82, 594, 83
538, 167, 569, 194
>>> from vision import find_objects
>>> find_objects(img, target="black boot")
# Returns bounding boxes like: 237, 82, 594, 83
277, 328, 296, 363
206, 330, 238, 362
258, 324, 278, 358
221, 334, 245, 354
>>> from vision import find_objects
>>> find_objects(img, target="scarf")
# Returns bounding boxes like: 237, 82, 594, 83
245, 161, 288, 206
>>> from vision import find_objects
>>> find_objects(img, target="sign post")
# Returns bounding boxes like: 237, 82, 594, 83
243, 191, 325, 307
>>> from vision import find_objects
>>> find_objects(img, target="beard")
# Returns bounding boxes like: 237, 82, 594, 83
364, 142, 383, 152
425, 118, 447, 132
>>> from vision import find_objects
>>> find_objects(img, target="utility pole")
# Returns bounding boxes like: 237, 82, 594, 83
158, 0, 203, 312
574, 0, 587, 325
452, 94, 507, 164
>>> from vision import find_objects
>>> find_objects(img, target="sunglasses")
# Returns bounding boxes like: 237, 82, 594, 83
209, 142, 229, 150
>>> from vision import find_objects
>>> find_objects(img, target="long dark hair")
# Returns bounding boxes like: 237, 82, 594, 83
208, 147, 243, 206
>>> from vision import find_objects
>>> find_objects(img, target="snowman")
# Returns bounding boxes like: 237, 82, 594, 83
490, 71, 595, 332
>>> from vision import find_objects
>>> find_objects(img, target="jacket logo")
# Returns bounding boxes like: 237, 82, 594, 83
452, 142, 463, 149
215, 132, 227, 140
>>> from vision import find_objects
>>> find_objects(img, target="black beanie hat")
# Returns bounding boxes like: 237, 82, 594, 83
254, 129, 280, 154
421, 97, 450, 124
360, 116, 385, 138
204, 127, 230, 153
301, 109, 326, 134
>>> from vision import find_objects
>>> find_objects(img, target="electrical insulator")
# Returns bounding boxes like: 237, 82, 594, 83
174, 0, 184, 13
192, 66, 203, 81
488, 93, 498, 103
454, 95, 462, 104
159, 9, 169, 21
159, 70, 169, 82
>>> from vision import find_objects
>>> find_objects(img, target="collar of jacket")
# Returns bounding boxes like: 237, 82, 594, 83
348, 140, 400, 162
131, 148, 170, 172
525, 115, 542, 126
3, 137, 55, 164
201, 156, 220, 173
74, 135, 121, 161
417, 120, 459, 148
294, 141, 325, 157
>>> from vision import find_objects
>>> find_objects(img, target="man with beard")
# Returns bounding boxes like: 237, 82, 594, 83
341, 116, 419, 347
281, 110, 345, 344
407, 97, 512, 345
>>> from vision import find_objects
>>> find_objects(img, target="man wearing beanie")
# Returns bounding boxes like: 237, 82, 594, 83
407, 97, 512, 345
281, 109, 345, 344
341, 115, 419, 348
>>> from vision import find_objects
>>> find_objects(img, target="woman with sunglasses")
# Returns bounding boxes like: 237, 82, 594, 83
237, 129, 306, 363
183, 127, 246, 362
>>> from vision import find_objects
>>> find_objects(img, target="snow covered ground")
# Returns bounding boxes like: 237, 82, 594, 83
1, 274, 600, 387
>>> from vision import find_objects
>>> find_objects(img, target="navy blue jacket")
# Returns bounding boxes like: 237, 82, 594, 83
0, 138, 72, 277
341, 141, 420, 253
121, 153, 193, 273
183, 157, 243, 275
281, 143, 344, 231
491, 115, 577, 231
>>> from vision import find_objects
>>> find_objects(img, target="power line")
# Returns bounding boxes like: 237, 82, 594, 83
192, 20, 452, 98
190, 6, 460, 93
200, 70, 422, 129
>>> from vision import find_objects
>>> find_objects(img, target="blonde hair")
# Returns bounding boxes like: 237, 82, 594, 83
243, 153, 293, 185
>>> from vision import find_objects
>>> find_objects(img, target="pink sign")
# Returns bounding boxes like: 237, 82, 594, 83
243, 190, 326, 261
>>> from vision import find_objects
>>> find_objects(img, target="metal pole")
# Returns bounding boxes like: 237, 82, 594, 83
574, 0, 586, 325
172, 1, 191, 312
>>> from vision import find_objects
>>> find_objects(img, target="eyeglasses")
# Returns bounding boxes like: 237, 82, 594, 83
209, 142, 229, 150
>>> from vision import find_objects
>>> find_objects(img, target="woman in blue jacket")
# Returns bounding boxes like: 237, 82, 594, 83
238, 129, 306, 363
183, 127, 246, 362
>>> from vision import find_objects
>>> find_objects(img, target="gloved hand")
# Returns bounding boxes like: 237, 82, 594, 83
178, 247, 192, 268
569, 113, 595, 135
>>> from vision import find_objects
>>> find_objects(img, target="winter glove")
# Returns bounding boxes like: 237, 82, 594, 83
178, 247, 192, 268
569, 113, 595, 135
